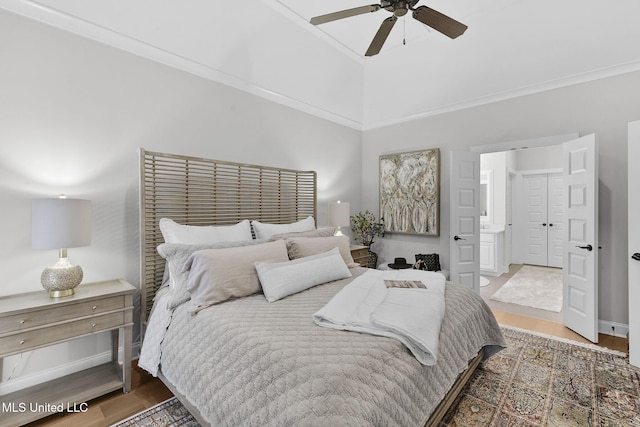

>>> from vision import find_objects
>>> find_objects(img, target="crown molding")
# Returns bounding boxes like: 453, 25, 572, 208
362, 59, 640, 131
4, 0, 640, 133
0, 0, 364, 130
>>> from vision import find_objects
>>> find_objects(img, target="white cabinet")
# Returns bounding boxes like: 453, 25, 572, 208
480, 227, 506, 276
480, 233, 495, 272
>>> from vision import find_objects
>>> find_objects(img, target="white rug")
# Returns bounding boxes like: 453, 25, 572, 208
480, 276, 490, 287
489, 265, 563, 312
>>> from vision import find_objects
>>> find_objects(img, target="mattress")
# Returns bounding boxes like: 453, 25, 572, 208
144, 267, 505, 426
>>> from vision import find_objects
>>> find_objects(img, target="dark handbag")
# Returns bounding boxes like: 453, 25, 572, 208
414, 253, 440, 271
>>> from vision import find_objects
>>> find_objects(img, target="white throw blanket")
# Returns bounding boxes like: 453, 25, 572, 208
313, 269, 446, 365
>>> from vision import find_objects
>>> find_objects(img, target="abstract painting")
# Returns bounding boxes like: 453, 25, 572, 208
379, 148, 440, 236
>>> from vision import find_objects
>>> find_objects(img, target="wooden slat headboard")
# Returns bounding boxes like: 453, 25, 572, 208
139, 148, 317, 323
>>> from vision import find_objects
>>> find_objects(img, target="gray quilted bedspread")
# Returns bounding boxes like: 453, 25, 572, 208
160, 268, 505, 427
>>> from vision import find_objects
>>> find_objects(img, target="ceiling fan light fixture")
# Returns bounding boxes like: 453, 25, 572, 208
393, 1, 408, 17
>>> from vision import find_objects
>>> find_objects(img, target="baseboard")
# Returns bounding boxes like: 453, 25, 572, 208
0, 342, 141, 395
599, 319, 629, 338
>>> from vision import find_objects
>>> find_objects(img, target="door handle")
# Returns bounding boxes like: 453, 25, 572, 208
632, 253, 640, 261
454, 235, 466, 241
577, 244, 593, 251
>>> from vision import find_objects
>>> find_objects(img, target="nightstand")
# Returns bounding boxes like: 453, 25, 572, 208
350, 245, 370, 267
0, 279, 135, 426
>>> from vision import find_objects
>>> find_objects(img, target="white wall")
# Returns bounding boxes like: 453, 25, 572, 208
481, 152, 507, 226
0, 10, 362, 390
362, 70, 639, 327
515, 145, 563, 171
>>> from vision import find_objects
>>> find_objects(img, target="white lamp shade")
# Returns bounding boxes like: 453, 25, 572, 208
328, 201, 350, 227
32, 198, 92, 249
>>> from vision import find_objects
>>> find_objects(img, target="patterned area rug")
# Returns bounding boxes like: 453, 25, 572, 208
442, 326, 639, 426
112, 327, 639, 427
110, 397, 199, 427
490, 265, 563, 312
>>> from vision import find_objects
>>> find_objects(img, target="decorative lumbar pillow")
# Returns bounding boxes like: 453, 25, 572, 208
268, 227, 336, 241
186, 240, 289, 312
286, 235, 359, 268
157, 239, 267, 309
159, 218, 253, 244
251, 216, 315, 240
255, 248, 352, 302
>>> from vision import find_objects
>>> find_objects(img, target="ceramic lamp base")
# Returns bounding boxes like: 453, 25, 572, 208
41, 257, 83, 298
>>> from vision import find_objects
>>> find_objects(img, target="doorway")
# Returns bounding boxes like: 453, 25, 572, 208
478, 146, 564, 322
469, 134, 599, 342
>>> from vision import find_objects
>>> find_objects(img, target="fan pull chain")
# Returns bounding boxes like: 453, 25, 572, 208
403, 16, 406, 45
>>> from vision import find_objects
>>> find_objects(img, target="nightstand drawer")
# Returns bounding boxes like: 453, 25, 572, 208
0, 311, 126, 356
0, 295, 125, 334
350, 246, 370, 267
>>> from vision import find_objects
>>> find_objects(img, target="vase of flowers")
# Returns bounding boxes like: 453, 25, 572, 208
350, 210, 385, 268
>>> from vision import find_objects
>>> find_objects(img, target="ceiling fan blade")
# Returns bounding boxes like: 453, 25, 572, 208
310, 5, 381, 25
365, 16, 397, 57
412, 6, 467, 38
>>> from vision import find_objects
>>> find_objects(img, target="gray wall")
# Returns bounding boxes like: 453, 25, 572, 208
362, 71, 640, 327
0, 10, 361, 387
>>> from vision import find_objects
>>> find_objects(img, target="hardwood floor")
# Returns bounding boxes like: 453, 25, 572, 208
26, 364, 173, 427
26, 312, 629, 427
493, 309, 629, 353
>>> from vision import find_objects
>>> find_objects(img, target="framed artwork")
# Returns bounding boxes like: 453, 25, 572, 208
379, 148, 440, 236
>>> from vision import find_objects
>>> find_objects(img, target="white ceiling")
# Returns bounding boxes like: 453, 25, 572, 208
4, 0, 640, 129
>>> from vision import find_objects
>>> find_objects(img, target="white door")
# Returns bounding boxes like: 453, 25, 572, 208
562, 134, 598, 343
450, 151, 480, 293
547, 173, 564, 268
523, 174, 548, 266
629, 121, 640, 367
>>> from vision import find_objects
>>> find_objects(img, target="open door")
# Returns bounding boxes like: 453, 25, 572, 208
629, 121, 640, 367
562, 134, 598, 343
450, 151, 480, 293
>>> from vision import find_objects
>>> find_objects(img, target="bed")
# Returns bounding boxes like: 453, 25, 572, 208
137, 148, 506, 426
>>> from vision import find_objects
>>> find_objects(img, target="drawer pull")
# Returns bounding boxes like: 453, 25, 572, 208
20, 340, 25, 345
20, 320, 26, 324
92, 305, 97, 310
92, 323, 97, 328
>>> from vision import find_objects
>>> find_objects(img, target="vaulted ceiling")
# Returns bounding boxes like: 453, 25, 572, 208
4, 0, 640, 129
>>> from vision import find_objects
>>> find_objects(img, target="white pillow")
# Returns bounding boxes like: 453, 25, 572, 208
255, 248, 352, 302
159, 218, 252, 244
251, 216, 315, 240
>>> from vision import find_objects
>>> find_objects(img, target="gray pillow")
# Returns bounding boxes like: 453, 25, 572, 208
286, 235, 359, 268
186, 240, 289, 312
157, 239, 267, 309
268, 227, 336, 241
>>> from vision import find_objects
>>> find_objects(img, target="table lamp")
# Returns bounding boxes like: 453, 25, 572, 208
31, 196, 92, 297
328, 201, 350, 236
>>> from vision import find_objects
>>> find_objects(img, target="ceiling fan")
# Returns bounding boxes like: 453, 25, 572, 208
310, 0, 467, 57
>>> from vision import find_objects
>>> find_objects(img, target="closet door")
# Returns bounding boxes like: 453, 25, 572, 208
523, 174, 548, 266
547, 173, 564, 268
